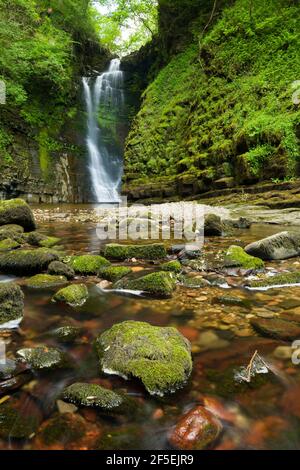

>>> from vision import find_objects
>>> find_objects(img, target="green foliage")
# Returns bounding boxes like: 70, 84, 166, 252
125, 0, 300, 187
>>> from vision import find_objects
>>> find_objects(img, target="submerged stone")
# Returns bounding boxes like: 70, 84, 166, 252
47, 260, 75, 279
204, 214, 223, 236
50, 326, 82, 343
61, 383, 124, 410
247, 271, 300, 289
224, 245, 264, 270
69, 255, 110, 275
0, 238, 20, 252
178, 274, 210, 288
0, 248, 59, 275
36, 413, 86, 447
0, 282, 24, 326
104, 243, 167, 260
0, 402, 38, 439
99, 265, 132, 282
115, 271, 176, 297
25, 231, 61, 248
161, 260, 182, 273
245, 231, 300, 260
251, 317, 300, 341
0, 198, 36, 231
25, 274, 67, 289
53, 283, 89, 306
168, 406, 222, 450
17, 345, 69, 370
95, 321, 192, 396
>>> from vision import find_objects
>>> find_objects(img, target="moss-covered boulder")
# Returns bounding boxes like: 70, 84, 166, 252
247, 271, 300, 289
0, 225, 25, 244
161, 260, 182, 273
0, 238, 20, 252
178, 275, 210, 288
0, 402, 38, 439
61, 383, 125, 410
25, 231, 60, 248
116, 271, 176, 297
95, 321, 192, 396
204, 214, 223, 236
104, 243, 167, 260
48, 260, 75, 279
17, 346, 69, 370
224, 245, 265, 270
99, 265, 132, 282
0, 282, 24, 326
245, 231, 300, 260
0, 199, 36, 231
0, 248, 59, 275
25, 274, 67, 289
68, 255, 110, 275
53, 283, 89, 307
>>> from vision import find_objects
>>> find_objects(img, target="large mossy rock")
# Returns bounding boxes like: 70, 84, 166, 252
245, 231, 300, 260
0, 238, 20, 252
0, 199, 36, 231
25, 274, 67, 289
104, 243, 167, 260
224, 245, 264, 270
99, 265, 132, 282
17, 346, 69, 370
25, 231, 60, 248
0, 248, 59, 275
53, 284, 89, 307
115, 271, 176, 297
204, 214, 223, 236
0, 282, 24, 326
95, 321, 192, 396
48, 260, 75, 279
247, 271, 300, 289
68, 255, 110, 275
61, 383, 125, 411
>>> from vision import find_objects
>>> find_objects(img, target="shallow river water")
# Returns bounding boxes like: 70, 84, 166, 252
1, 204, 300, 450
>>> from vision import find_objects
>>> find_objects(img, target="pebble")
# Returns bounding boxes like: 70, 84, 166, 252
272, 346, 292, 360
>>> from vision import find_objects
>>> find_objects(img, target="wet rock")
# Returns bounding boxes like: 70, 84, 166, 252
98, 265, 132, 282
56, 400, 78, 414
0, 238, 20, 252
197, 331, 230, 351
161, 260, 182, 273
273, 346, 293, 360
25, 231, 60, 248
0, 401, 38, 439
116, 271, 176, 297
0, 198, 36, 231
0, 248, 59, 275
97, 280, 112, 290
0, 282, 24, 326
224, 217, 252, 229
61, 383, 125, 411
213, 295, 251, 309
168, 406, 222, 450
178, 275, 210, 288
251, 317, 300, 341
25, 274, 67, 289
0, 358, 19, 380
17, 345, 70, 370
35, 413, 88, 449
204, 214, 223, 236
245, 231, 300, 260
47, 260, 75, 279
104, 243, 167, 260
0, 372, 32, 395
50, 326, 82, 343
52, 284, 89, 307
95, 321, 192, 396
68, 255, 110, 275
224, 245, 264, 270
247, 271, 300, 289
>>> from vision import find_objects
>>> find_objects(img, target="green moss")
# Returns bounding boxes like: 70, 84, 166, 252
224, 245, 265, 270
0, 238, 20, 252
17, 345, 69, 370
69, 255, 110, 275
104, 243, 167, 260
161, 260, 182, 273
49, 326, 82, 343
62, 383, 124, 410
99, 265, 132, 282
248, 271, 300, 288
48, 260, 75, 279
25, 274, 67, 289
177, 274, 209, 288
0, 248, 60, 275
0, 199, 36, 231
116, 271, 176, 297
25, 232, 61, 248
95, 320, 192, 396
0, 282, 24, 325
53, 283, 89, 307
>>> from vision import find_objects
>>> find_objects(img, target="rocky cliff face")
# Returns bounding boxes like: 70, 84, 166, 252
123, 0, 300, 201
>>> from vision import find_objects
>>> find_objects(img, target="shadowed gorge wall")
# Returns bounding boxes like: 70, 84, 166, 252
124, 0, 300, 201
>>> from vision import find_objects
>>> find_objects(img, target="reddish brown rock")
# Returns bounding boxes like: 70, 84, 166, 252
168, 406, 222, 450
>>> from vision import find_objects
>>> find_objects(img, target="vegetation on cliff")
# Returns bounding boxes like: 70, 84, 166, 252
124, 0, 300, 194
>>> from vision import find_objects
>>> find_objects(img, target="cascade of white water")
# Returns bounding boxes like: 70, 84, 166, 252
82, 59, 124, 202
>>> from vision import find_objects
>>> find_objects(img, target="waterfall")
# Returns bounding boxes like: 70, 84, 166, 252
82, 59, 124, 203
